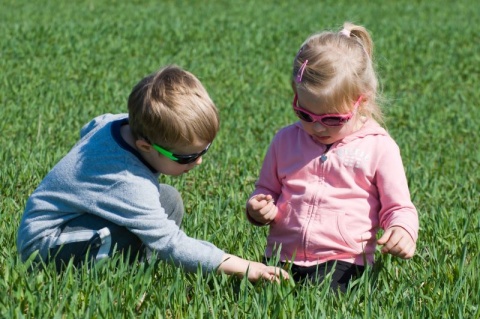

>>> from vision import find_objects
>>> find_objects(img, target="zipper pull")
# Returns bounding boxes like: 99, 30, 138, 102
320, 143, 333, 163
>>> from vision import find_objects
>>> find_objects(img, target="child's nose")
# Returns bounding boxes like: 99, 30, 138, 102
312, 121, 326, 132
194, 156, 203, 165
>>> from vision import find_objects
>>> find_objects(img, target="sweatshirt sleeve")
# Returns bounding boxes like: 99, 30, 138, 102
95, 177, 225, 273
375, 138, 419, 242
246, 137, 283, 226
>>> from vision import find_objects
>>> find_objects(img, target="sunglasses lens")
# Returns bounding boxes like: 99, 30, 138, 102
176, 156, 199, 165
321, 116, 344, 126
174, 146, 209, 165
295, 110, 314, 122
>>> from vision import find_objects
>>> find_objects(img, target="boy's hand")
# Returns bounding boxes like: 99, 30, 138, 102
377, 226, 416, 259
245, 261, 289, 283
218, 254, 289, 283
246, 194, 278, 225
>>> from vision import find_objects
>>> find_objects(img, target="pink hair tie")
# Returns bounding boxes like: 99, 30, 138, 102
295, 59, 308, 83
340, 28, 351, 37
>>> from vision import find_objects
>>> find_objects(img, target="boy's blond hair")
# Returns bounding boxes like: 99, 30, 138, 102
128, 65, 219, 148
293, 22, 383, 124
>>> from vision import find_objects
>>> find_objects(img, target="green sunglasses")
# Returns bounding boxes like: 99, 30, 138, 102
152, 143, 210, 165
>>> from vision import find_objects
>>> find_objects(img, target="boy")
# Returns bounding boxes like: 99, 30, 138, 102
17, 65, 288, 282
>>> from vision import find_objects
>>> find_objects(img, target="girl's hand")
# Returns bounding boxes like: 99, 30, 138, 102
377, 226, 416, 259
246, 194, 277, 225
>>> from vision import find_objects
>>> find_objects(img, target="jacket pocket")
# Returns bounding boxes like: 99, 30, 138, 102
336, 212, 363, 252
308, 210, 364, 255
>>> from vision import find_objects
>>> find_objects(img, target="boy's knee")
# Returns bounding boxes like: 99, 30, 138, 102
158, 184, 184, 226
159, 184, 182, 200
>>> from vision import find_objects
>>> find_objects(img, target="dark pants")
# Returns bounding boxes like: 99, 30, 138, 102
48, 184, 184, 271
48, 214, 146, 271
266, 258, 365, 293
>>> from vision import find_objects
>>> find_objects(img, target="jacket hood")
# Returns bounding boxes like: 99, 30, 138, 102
294, 118, 389, 147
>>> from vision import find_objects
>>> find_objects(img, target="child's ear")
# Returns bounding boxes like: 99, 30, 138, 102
135, 139, 152, 152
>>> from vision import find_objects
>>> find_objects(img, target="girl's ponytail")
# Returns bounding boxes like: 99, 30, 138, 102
341, 22, 374, 59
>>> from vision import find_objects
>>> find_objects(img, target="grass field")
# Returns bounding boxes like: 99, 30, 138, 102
1, 0, 479, 317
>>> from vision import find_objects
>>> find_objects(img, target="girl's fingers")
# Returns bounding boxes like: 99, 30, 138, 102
386, 236, 416, 258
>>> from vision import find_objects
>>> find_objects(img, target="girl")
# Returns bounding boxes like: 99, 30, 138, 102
246, 22, 419, 292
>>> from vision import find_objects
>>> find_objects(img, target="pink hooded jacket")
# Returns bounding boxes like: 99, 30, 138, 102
248, 119, 418, 266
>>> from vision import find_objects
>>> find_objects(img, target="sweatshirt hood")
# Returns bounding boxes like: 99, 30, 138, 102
294, 118, 389, 147
340, 119, 389, 144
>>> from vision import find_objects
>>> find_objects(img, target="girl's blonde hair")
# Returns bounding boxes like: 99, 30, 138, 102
293, 22, 383, 124
128, 65, 219, 148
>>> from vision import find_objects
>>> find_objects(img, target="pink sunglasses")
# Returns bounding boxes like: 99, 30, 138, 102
292, 94, 363, 127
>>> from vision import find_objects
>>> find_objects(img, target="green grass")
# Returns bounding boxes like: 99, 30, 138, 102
1, 0, 479, 317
